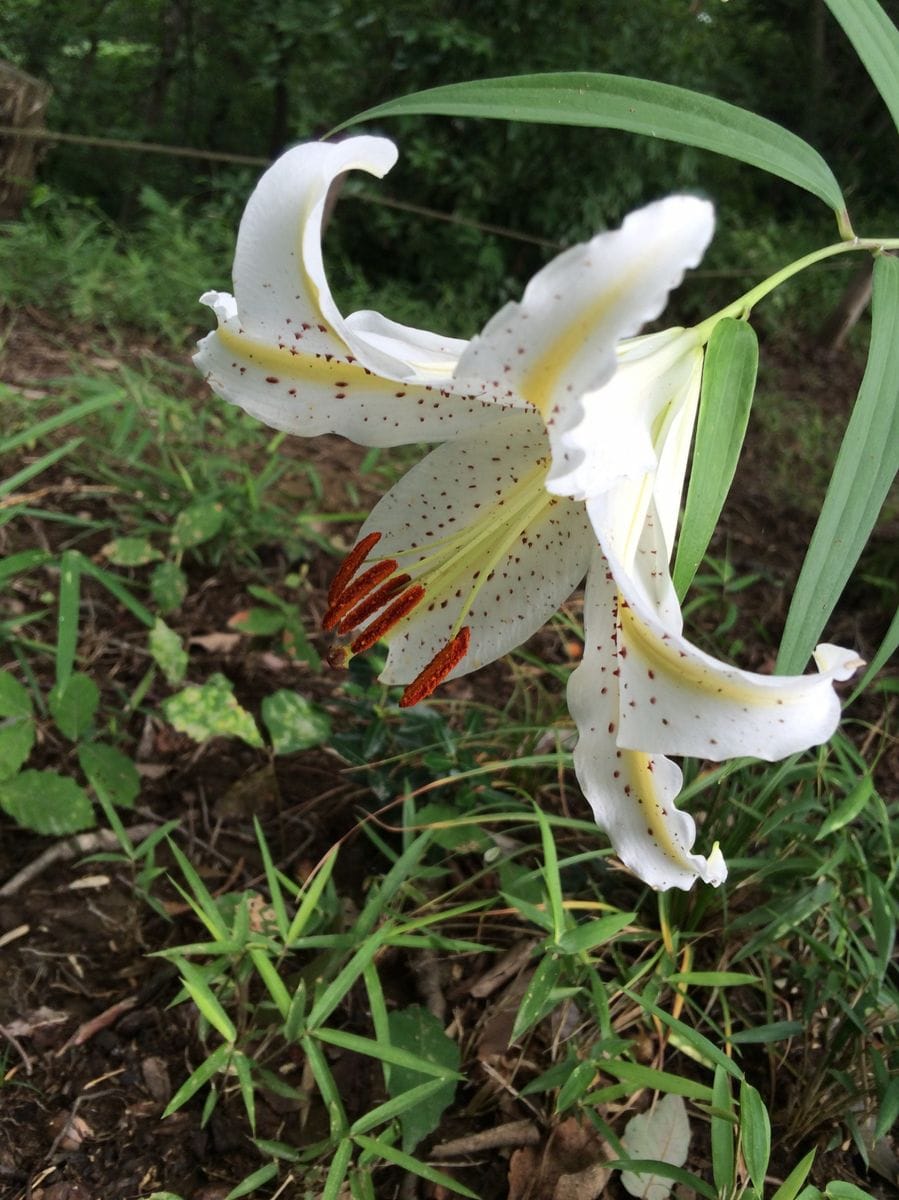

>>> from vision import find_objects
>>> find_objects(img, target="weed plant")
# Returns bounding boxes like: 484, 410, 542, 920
0, 203, 896, 1199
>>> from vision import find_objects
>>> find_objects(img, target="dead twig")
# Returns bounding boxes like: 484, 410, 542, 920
0, 822, 157, 896
431, 1119, 541, 1157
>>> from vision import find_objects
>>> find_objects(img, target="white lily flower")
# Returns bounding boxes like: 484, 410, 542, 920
196, 136, 862, 891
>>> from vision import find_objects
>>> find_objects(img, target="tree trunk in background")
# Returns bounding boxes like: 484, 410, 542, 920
818, 263, 874, 354
0, 62, 52, 219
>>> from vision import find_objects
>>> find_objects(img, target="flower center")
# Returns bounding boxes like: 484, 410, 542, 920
324, 461, 557, 704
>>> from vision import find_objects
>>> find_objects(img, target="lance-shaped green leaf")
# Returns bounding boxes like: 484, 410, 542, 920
778, 255, 899, 675
824, 0, 899, 135
674, 319, 758, 600
337, 73, 845, 215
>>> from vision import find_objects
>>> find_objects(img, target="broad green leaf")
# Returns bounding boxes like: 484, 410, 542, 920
620, 1094, 691, 1200
0, 769, 94, 834
351, 1134, 479, 1199
223, 1162, 278, 1200
674, 319, 758, 600
79, 558, 155, 628
740, 1081, 771, 1193
556, 1059, 601, 1113
0, 671, 35, 781
771, 1150, 816, 1200
229, 606, 285, 636
163, 673, 263, 748
665, 971, 759, 987
170, 502, 225, 552
849, 602, 899, 701
78, 743, 140, 809
338, 73, 846, 214
556, 910, 636, 955
350, 1078, 452, 1138
601, 1060, 714, 1104
150, 560, 189, 614
511, 952, 562, 1040
608, 1159, 716, 1200
729, 1021, 805, 1045
248, 947, 291, 1019
711, 1065, 735, 1195
175, 956, 237, 1042
314, 1025, 462, 1081
149, 618, 189, 685
56, 549, 82, 693
384, 1005, 460, 1152
0, 389, 121, 457
49, 672, 99, 740
261, 690, 331, 755
322, 1138, 353, 1200
816, 776, 874, 839
825, 1185, 877, 1200
162, 1042, 232, 1116
101, 536, 162, 566
778, 255, 899, 674
824, 0, 899, 135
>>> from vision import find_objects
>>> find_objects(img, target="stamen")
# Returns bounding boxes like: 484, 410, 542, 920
322, 559, 397, 630
328, 531, 381, 605
337, 573, 412, 634
399, 627, 471, 708
350, 585, 426, 654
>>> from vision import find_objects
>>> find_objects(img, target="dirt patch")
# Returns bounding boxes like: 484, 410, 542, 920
1, 308, 894, 1198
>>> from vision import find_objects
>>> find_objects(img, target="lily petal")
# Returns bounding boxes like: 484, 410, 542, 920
195, 137, 508, 447
448, 196, 712, 497
339, 411, 593, 683
590, 517, 864, 762
569, 552, 727, 891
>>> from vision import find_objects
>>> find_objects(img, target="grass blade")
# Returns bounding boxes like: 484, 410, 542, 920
337, 73, 846, 215
674, 319, 758, 600
314, 1027, 462, 1080
777, 254, 899, 673
55, 550, 82, 692
352, 1134, 478, 1199
824, 0, 899, 135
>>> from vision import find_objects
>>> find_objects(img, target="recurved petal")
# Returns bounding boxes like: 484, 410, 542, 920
569, 553, 727, 891
597, 532, 864, 763
195, 138, 508, 446
452, 196, 713, 483
343, 411, 593, 683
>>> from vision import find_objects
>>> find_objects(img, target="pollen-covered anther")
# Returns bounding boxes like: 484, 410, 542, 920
350, 584, 426, 654
322, 558, 398, 630
399, 627, 471, 708
327, 530, 382, 606
337, 572, 412, 635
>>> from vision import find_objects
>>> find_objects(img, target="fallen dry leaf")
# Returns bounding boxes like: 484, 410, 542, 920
190, 631, 242, 653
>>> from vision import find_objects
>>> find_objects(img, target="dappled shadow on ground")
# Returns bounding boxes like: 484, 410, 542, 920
0, 308, 895, 1199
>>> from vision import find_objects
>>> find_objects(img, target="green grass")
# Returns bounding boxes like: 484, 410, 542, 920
0, 206, 896, 1199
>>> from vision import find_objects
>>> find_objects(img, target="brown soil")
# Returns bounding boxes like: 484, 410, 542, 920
0, 307, 894, 1199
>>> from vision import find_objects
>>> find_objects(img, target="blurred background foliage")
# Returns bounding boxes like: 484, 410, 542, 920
1, 0, 896, 338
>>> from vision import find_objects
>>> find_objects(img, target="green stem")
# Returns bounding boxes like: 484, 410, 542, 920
693, 236, 899, 345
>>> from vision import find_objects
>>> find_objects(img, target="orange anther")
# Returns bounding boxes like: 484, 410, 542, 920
350, 584, 425, 654
337, 572, 412, 634
322, 559, 397, 630
399, 627, 471, 708
327, 530, 381, 606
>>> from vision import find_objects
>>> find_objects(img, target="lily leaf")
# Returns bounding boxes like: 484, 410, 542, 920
824, 0, 899, 135
337, 73, 845, 216
674, 318, 758, 600
777, 254, 899, 674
